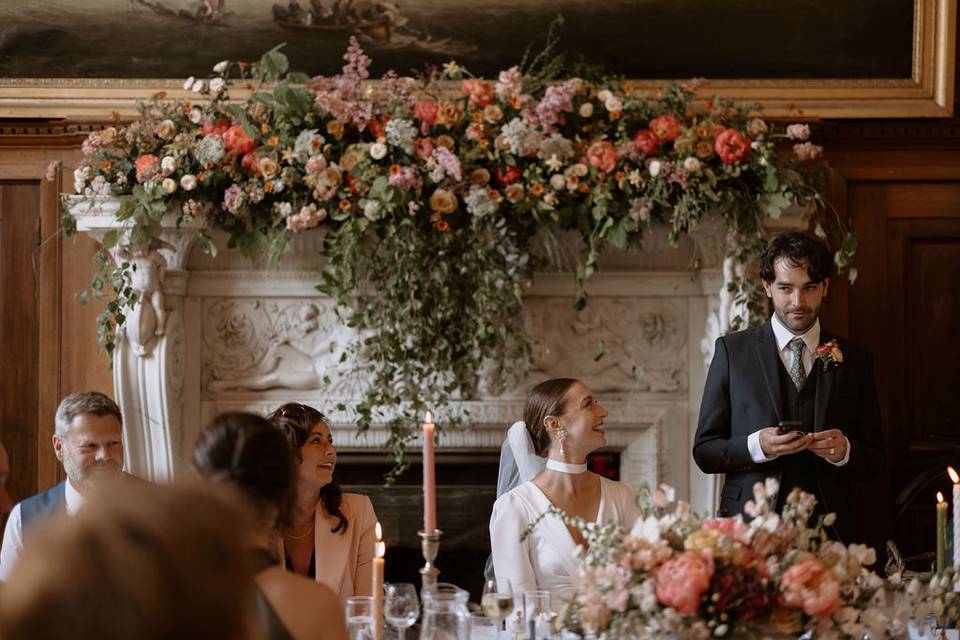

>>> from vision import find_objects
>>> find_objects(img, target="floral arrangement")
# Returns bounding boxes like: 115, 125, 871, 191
65, 34, 854, 472
816, 340, 844, 372
547, 480, 934, 639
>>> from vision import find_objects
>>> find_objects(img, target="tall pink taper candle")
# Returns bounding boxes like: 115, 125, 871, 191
423, 411, 437, 532
949, 467, 960, 568
937, 492, 947, 574
372, 522, 385, 640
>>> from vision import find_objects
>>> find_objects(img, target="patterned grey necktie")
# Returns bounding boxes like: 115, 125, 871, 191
788, 337, 806, 390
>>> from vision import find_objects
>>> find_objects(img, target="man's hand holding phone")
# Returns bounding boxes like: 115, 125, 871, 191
758, 421, 811, 458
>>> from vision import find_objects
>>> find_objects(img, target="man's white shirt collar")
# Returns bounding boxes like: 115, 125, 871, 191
64, 478, 84, 516
771, 312, 820, 356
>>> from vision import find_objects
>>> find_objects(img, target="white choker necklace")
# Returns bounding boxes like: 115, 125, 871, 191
546, 459, 588, 474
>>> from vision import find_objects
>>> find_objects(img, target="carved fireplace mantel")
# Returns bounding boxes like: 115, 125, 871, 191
68, 197, 802, 513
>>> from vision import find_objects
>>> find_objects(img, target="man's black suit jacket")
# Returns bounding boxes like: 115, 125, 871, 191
693, 320, 884, 543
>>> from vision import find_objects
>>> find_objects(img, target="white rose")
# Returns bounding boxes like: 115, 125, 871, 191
161, 178, 177, 194
191, 79, 205, 93
161, 155, 176, 174
369, 142, 387, 160
578, 102, 594, 118
682, 157, 701, 173
596, 89, 613, 103
604, 97, 622, 112
209, 77, 225, 94
571, 163, 588, 177
189, 107, 203, 124
213, 60, 229, 74
648, 160, 661, 177
180, 174, 197, 191
549, 174, 566, 191
183, 76, 195, 91
73, 168, 87, 194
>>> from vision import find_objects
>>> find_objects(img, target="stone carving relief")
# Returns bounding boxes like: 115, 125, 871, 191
203, 298, 363, 395
120, 240, 173, 356
522, 298, 688, 396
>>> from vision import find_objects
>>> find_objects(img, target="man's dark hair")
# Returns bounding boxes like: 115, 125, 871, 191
759, 231, 833, 284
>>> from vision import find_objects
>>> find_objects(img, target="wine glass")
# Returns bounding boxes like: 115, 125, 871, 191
481, 577, 514, 627
383, 582, 419, 640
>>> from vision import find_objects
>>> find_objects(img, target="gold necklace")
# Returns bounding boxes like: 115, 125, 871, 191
284, 522, 315, 540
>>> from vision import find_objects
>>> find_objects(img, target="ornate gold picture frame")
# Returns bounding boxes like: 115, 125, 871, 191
0, 0, 954, 119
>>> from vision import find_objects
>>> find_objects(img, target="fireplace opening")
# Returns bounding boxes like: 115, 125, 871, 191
338, 449, 620, 600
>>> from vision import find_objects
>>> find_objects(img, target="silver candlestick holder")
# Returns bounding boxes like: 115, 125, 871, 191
418, 529, 442, 593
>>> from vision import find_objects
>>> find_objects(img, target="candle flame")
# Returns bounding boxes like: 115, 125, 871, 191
949, 467, 959, 484
425, 410, 433, 424
375, 521, 382, 541
375, 541, 386, 558
938, 491, 945, 503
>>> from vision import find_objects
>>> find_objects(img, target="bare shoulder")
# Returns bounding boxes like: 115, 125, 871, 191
255, 568, 347, 640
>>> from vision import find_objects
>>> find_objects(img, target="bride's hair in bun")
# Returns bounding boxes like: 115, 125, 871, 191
523, 378, 579, 457
192, 412, 294, 526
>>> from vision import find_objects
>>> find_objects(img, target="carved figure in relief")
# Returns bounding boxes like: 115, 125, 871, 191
120, 241, 171, 356
207, 303, 355, 393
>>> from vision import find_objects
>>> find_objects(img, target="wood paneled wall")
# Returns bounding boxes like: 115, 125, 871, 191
0, 141, 112, 504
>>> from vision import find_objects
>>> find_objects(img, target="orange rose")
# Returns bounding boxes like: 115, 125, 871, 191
650, 114, 682, 141
714, 128, 751, 164
429, 188, 458, 215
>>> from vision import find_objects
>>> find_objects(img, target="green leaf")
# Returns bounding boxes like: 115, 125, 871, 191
259, 44, 290, 79
759, 193, 790, 219
101, 229, 119, 250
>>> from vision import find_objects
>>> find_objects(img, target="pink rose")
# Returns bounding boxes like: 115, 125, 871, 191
586, 140, 619, 174
650, 114, 682, 142
793, 142, 824, 161
223, 124, 256, 155
655, 551, 714, 614
786, 123, 811, 141
241, 152, 260, 175
780, 559, 840, 619
414, 101, 439, 126
632, 129, 659, 156
134, 154, 159, 182
714, 128, 751, 164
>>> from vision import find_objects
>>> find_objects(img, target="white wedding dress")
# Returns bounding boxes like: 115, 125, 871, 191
488, 475, 640, 610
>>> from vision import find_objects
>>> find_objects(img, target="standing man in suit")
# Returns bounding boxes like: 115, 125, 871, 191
693, 231, 884, 543
0, 391, 124, 580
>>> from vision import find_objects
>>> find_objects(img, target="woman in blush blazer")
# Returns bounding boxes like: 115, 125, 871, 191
268, 403, 378, 601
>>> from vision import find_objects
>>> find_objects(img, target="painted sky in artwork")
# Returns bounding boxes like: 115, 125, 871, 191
0, 0, 913, 79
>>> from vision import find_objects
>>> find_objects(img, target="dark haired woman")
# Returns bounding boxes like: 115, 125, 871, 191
193, 412, 347, 640
489, 378, 639, 608
268, 403, 378, 601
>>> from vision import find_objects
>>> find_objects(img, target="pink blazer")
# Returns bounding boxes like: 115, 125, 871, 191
311, 492, 378, 600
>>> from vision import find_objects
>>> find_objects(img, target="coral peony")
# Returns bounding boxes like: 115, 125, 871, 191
780, 559, 841, 618
632, 129, 659, 156
714, 128, 751, 164
655, 551, 714, 614
650, 114, 682, 142
134, 154, 159, 182
223, 124, 256, 155
586, 140, 618, 173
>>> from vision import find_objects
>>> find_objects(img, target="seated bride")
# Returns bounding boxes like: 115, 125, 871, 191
489, 378, 640, 609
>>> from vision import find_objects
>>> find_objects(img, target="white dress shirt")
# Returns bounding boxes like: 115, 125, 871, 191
747, 314, 851, 466
0, 479, 84, 581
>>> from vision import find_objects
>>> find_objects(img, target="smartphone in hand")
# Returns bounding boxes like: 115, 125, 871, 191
777, 420, 805, 435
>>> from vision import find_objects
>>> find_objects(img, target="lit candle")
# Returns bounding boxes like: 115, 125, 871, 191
949, 467, 960, 568
423, 411, 437, 532
372, 522, 385, 640
937, 492, 947, 574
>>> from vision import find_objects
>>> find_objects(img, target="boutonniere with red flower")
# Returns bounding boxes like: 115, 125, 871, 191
815, 339, 844, 371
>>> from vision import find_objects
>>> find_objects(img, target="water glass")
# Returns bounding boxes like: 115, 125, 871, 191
523, 590, 554, 640
470, 613, 499, 639
384, 583, 419, 640
346, 595, 374, 640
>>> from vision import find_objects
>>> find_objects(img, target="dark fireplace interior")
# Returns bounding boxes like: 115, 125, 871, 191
338, 450, 620, 601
